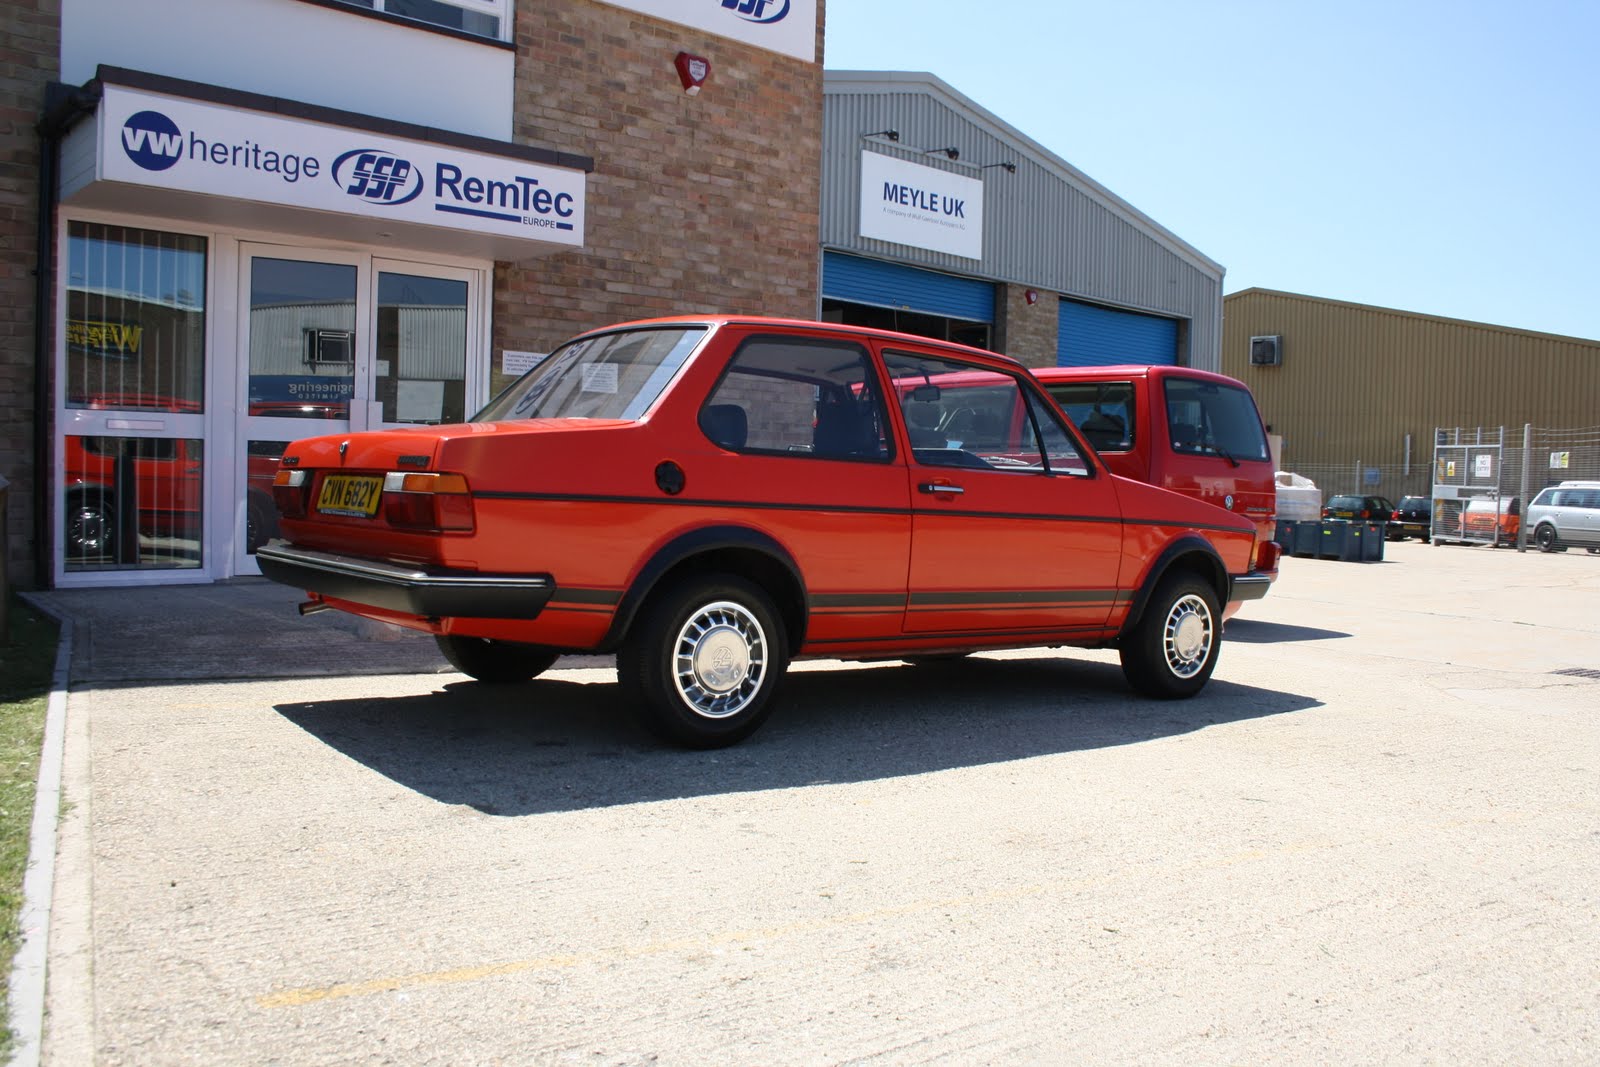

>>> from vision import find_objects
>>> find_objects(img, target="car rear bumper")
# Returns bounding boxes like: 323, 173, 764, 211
1228, 572, 1273, 603
256, 542, 554, 620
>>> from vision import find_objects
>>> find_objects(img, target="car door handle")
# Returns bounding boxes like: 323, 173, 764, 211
918, 482, 964, 496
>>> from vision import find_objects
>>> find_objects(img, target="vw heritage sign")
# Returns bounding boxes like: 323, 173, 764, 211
858, 151, 984, 261
101, 86, 585, 249
594, 0, 816, 62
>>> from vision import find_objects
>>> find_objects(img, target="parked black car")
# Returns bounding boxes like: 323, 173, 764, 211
1323, 494, 1395, 522
1388, 495, 1432, 540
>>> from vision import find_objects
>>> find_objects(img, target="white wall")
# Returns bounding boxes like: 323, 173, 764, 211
62, 0, 514, 140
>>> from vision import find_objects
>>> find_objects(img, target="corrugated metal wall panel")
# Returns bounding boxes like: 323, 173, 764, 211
822, 252, 995, 322
822, 75, 1223, 370
1058, 299, 1178, 366
395, 307, 466, 379
1222, 289, 1600, 488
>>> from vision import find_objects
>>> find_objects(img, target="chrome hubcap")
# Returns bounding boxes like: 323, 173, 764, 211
671, 600, 767, 719
1163, 593, 1213, 678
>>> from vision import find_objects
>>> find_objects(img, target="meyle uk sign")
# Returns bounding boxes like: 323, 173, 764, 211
858, 151, 984, 261
100, 86, 584, 248
593, 0, 816, 62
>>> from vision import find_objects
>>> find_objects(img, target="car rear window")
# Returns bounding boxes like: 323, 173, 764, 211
474, 326, 707, 423
1163, 378, 1270, 462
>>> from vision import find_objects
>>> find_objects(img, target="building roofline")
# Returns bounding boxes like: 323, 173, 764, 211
1225, 288, 1600, 348
824, 70, 1225, 280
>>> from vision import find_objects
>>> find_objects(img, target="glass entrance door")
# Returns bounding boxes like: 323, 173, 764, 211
233, 248, 480, 573
236, 248, 364, 571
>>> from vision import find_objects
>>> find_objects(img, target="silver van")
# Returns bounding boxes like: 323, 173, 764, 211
1527, 480, 1600, 553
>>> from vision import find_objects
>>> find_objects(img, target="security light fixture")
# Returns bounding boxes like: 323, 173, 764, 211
981, 161, 1017, 173
863, 129, 900, 142
924, 146, 960, 160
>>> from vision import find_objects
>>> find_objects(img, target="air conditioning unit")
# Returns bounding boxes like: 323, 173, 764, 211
1249, 335, 1282, 366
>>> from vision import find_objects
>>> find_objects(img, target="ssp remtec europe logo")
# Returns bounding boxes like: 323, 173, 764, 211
331, 149, 424, 206
721, 0, 790, 24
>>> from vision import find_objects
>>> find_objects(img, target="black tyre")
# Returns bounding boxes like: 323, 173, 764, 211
435, 635, 559, 683
1119, 572, 1220, 699
66, 493, 115, 560
1534, 524, 1562, 553
246, 492, 278, 554
617, 573, 789, 749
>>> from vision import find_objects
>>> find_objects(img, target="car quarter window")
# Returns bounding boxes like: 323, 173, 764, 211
882, 350, 1092, 476
1043, 381, 1136, 452
700, 336, 891, 461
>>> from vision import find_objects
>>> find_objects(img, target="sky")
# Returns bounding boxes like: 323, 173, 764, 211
823, 1, 1600, 341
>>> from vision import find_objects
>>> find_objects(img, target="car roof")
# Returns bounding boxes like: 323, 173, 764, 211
572, 315, 1027, 372
1030, 364, 1252, 389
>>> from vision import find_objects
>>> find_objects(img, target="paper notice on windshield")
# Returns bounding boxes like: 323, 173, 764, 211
582, 363, 618, 394
502, 350, 546, 376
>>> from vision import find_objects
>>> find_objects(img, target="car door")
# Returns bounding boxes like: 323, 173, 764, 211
882, 348, 1124, 636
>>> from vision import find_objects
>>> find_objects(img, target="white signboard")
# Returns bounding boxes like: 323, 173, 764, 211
593, 0, 816, 62
1474, 454, 1494, 478
100, 85, 585, 249
858, 151, 984, 261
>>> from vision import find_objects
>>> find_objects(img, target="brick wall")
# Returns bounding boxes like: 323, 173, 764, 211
997, 283, 1058, 368
0, 0, 60, 588
491, 3, 825, 394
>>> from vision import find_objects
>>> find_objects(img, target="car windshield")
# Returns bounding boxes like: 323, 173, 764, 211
474, 326, 708, 423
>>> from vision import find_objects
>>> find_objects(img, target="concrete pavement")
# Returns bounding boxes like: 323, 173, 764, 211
21, 543, 1600, 1064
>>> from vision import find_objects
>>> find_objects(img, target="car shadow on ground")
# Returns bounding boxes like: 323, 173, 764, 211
1223, 619, 1351, 643
275, 654, 1321, 816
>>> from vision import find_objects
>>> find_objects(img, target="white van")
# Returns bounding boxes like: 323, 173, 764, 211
1526, 481, 1600, 553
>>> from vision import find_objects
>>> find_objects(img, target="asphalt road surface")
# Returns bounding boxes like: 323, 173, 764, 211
41, 539, 1600, 1064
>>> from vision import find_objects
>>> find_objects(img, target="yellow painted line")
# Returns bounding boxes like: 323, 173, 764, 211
257, 837, 1356, 1009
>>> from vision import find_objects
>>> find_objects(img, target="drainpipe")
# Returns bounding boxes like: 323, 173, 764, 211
31, 79, 102, 588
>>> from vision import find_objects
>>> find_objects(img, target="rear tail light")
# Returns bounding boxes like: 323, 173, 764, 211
382, 471, 475, 532
272, 469, 308, 518
1256, 539, 1282, 572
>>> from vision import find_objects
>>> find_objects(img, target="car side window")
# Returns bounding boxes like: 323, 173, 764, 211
701, 336, 891, 461
883, 350, 1092, 476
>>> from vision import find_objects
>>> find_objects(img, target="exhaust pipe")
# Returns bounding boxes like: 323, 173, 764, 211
298, 600, 330, 616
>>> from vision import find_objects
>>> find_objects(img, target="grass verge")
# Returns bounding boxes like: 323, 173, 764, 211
0, 597, 61, 1055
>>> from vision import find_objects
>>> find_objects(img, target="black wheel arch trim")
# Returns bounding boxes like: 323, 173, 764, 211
601, 525, 808, 654
1119, 535, 1229, 638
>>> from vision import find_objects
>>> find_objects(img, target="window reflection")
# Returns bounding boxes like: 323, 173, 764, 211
63, 435, 203, 570
65, 223, 206, 412
247, 258, 357, 419
377, 272, 467, 424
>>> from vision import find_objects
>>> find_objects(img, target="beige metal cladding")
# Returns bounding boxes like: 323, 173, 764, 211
1222, 288, 1600, 474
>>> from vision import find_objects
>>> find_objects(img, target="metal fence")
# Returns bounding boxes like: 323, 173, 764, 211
1283, 424, 1600, 539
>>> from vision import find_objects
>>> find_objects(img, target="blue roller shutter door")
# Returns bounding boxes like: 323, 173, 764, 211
823, 253, 995, 323
1057, 299, 1178, 366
